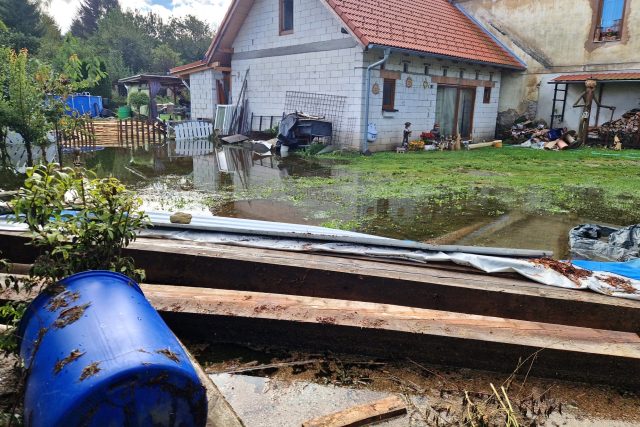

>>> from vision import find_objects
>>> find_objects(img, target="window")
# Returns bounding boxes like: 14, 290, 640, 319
459, 69, 465, 79
280, 0, 294, 34
483, 87, 492, 104
489, 72, 494, 82
382, 79, 396, 111
595, 0, 625, 41
475, 70, 480, 80
424, 65, 430, 75
442, 67, 448, 77
403, 62, 409, 73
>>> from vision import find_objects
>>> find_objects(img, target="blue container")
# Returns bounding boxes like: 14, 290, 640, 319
19, 271, 206, 427
65, 94, 103, 118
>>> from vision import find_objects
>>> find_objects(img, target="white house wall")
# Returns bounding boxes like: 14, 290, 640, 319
230, 0, 365, 147
189, 69, 221, 120
227, 0, 503, 151
364, 51, 502, 151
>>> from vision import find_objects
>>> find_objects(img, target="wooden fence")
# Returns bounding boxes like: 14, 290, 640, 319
56, 120, 96, 152
118, 119, 166, 150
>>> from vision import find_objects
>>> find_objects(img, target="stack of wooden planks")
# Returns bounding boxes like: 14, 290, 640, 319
2, 230, 640, 388
92, 120, 121, 147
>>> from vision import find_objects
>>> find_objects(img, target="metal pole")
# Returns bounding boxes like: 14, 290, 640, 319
363, 48, 390, 155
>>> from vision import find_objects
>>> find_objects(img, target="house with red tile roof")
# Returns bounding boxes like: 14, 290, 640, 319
459, 0, 640, 133
171, 0, 525, 151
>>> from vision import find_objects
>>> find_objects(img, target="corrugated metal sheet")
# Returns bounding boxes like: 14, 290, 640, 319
551, 72, 640, 83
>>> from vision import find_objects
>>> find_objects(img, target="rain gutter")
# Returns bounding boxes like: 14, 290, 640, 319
363, 48, 391, 155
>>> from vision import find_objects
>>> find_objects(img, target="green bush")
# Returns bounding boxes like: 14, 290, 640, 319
128, 91, 149, 113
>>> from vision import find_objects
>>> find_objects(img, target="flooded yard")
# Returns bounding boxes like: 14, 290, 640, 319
69, 142, 640, 259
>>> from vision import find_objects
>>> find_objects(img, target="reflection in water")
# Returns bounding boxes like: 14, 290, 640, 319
75, 144, 630, 258
193, 146, 284, 191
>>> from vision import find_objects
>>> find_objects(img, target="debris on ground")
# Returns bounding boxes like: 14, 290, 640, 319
302, 395, 407, 427
192, 342, 640, 427
570, 223, 640, 261
531, 258, 593, 284
510, 120, 577, 150
598, 109, 640, 148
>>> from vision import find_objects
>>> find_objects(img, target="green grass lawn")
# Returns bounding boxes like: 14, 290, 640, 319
278, 147, 640, 230
330, 147, 640, 196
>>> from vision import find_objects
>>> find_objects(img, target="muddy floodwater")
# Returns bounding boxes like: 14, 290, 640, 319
72, 144, 636, 258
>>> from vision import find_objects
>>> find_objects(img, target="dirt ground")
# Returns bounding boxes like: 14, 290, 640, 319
190, 341, 640, 426
0, 354, 22, 425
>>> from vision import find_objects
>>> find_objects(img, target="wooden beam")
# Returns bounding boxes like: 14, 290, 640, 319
302, 396, 407, 427
1, 231, 639, 333
3, 279, 640, 387
148, 285, 640, 388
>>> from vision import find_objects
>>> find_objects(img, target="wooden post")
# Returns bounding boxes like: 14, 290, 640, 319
141, 119, 146, 149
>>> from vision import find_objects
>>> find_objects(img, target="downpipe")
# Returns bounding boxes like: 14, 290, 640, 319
363, 48, 391, 155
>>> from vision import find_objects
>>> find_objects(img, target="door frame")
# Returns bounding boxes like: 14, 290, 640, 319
437, 85, 476, 138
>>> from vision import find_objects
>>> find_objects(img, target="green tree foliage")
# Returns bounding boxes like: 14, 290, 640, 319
0, 48, 105, 167
0, 0, 44, 38
70, 0, 120, 38
128, 91, 149, 114
93, 9, 154, 76
0, 164, 148, 354
11, 163, 148, 281
163, 15, 214, 64
151, 43, 182, 73
0, 49, 48, 166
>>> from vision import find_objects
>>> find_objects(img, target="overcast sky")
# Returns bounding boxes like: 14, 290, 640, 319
47, 0, 232, 33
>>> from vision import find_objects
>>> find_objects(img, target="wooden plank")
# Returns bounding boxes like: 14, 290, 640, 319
302, 396, 406, 427
149, 286, 640, 388
176, 337, 245, 427
0, 231, 639, 333
3, 279, 640, 387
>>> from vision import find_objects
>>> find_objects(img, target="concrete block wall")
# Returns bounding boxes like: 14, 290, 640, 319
472, 77, 501, 141
232, 0, 352, 53
189, 69, 220, 120
230, 0, 365, 148
364, 51, 502, 151
231, 47, 365, 148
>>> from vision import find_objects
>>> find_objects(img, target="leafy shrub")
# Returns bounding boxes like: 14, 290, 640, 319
11, 163, 149, 282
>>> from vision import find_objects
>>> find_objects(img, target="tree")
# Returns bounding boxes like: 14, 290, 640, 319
70, 0, 120, 38
150, 44, 182, 73
93, 9, 153, 74
162, 15, 214, 63
0, 0, 44, 38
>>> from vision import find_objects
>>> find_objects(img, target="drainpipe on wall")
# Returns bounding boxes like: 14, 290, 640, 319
363, 48, 391, 155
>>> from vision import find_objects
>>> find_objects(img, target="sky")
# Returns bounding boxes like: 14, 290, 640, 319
47, 0, 233, 33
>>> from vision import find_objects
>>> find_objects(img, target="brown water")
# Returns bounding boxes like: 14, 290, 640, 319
77, 144, 620, 258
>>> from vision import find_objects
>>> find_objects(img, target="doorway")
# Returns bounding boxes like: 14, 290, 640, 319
435, 86, 476, 138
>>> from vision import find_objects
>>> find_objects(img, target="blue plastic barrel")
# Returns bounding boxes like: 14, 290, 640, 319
19, 271, 206, 427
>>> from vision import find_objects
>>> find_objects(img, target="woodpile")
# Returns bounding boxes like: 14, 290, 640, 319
598, 109, 640, 148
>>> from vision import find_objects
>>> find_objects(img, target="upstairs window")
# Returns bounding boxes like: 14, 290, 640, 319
280, 0, 294, 34
595, 0, 625, 41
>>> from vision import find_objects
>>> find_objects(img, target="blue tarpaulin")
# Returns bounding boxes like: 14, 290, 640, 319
572, 259, 640, 281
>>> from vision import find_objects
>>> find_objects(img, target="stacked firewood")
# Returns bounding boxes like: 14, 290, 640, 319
598, 109, 640, 148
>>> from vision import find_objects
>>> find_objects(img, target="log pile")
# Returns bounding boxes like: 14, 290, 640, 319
598, 109, 640, 148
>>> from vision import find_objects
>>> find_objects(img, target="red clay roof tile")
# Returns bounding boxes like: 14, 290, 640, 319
325, 0, 524, 69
